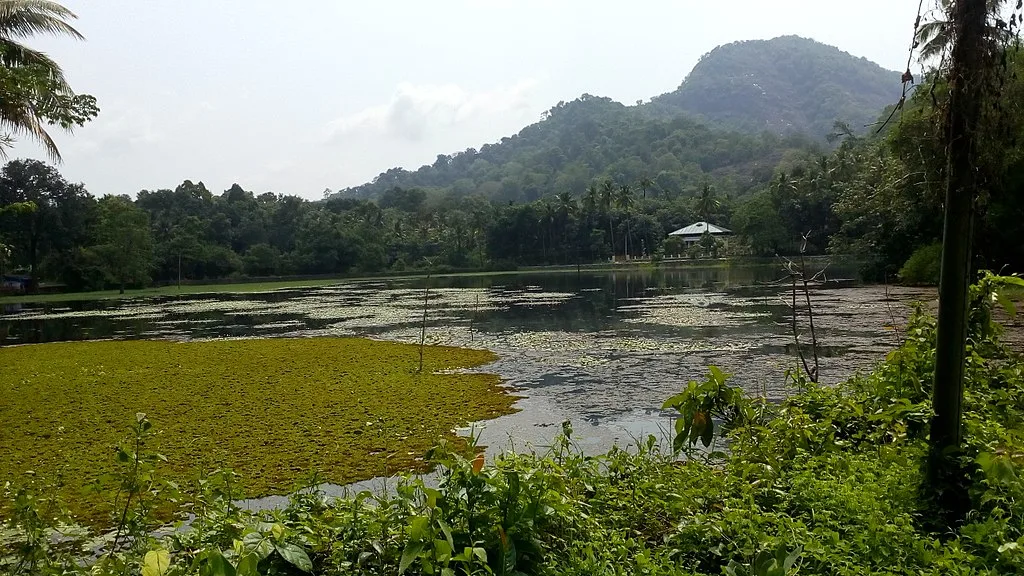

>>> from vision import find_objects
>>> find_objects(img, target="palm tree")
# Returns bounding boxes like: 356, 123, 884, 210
0, 0, 87, 161
638, 176, 655, 200
555, 191, 576, 263
697, 182, 720, 224
582, 184, 599, 261
555, 190, 576, 218
539, 201, 557, 262
616, 184, 634, 259
583, 184, 599, 215
599, 179, 616, 259
916, 0, 1011, 63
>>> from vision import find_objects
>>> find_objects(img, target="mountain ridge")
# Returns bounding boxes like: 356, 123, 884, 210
338, 36, 900, 201
647, 35, 902, 137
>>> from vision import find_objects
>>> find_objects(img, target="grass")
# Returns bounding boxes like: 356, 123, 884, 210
0, 337, 517, 526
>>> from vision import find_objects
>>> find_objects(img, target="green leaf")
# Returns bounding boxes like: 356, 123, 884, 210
700, 417, 715, 447
436, 517, 454, 548
473, 547, 488, 563
424, 487, 441, 509
998, 542, 1020, 553
433, 538, 452, 560
242, 532, 273, 560
203, 550, 236, 576
782, 545, 802, 572
142, 549, 171, 576
235, 554, 259, 576
399, 542, 425, 575
275, 543, 313, 573
409, 515, 430, 541
709, 365, 728, 385
502, 536, 517, 574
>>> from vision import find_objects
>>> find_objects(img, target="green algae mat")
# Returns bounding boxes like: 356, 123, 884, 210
0, 338, 516, 526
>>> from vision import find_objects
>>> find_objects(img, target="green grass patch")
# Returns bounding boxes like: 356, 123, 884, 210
0, 337, 516, 526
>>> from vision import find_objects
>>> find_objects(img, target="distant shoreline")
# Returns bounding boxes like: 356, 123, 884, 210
0, 255, 853, 305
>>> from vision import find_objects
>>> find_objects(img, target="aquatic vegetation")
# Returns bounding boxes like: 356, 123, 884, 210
0, 338, 517, 526
619, 292, 771, 328
7, 281, 1024, 574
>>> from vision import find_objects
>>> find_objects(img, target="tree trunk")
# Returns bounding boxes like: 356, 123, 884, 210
607, 215, 615, 261
929, 0, 987, 520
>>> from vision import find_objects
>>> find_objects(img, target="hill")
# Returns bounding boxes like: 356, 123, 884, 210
339, 96, 818, 202
648, 36, 902, 138
339, 36, 898, 201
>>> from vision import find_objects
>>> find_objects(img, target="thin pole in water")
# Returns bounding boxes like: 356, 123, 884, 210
418, 269, 431, 373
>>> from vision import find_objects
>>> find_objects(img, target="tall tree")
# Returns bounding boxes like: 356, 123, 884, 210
91, 195, 154, 293
616, 184, 634, 258
0, 158, 91, 278
0, 0, 98, 160
697, 182, 720, 223
930, 0, 988, 519
916, 0, 1011, 63
599, 179, 616, 258
638, 176, 654, 200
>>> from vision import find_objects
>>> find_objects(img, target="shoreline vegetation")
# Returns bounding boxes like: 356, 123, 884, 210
0, 337, 518, 527
0, 255, 847, 305
3, 275, 1024, 574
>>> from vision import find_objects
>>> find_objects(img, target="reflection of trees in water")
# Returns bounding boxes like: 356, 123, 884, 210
0, 264, 862, 346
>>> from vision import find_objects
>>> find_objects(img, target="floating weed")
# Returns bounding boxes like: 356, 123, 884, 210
0, 337, 517, 528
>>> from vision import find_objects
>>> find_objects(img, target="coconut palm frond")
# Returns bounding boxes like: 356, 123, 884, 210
0, 0, 81, 40
0, 0, 86, 161
0, 38, 69, 89
0, 97, 60, 161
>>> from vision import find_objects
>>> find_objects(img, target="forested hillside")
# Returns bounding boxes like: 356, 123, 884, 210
649, 36, 902, 138
340, 36, 899, 204
340, 95, 820, 203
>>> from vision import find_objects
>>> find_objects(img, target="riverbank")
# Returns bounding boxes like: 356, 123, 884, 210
0, 256, 846, 305
0, 337, 516, 527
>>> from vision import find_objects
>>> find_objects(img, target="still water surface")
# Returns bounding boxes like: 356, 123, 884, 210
0, 264, 933, 455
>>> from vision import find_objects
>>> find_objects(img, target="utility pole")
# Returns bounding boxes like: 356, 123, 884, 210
930, 0, 987, 510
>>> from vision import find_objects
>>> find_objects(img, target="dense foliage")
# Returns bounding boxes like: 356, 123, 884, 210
4, 274, 1024, 575
647, 36, 901, 139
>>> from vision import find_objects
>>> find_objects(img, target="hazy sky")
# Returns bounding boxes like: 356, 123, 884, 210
11, 0, 928, 199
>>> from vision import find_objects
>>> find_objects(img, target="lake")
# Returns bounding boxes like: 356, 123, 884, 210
0, 262, 934, 456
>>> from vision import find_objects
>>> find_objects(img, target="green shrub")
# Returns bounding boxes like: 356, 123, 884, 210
898, 242, 943, 285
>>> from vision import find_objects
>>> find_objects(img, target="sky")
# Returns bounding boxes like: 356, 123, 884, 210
10, 0, 929, 199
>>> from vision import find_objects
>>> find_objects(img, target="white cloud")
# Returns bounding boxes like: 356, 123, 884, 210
323, 79, 538, 143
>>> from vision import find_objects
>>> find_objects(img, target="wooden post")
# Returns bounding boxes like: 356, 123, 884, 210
930, 0, 987, 509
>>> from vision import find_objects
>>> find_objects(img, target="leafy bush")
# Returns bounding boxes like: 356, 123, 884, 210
898, 242, 943, 285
